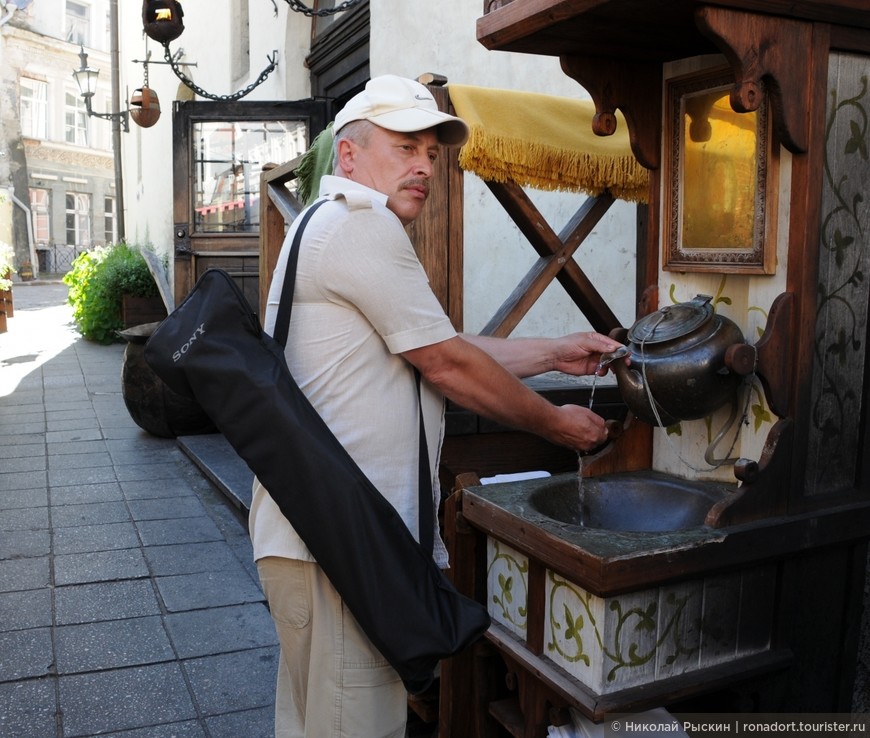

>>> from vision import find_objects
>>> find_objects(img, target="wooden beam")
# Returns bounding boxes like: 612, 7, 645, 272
258, 157, 304, 322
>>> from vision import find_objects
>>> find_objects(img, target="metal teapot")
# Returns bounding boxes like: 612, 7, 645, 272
603, 295, 755, 426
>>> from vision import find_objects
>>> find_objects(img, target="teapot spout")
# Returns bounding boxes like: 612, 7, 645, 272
597, 345, 629, 373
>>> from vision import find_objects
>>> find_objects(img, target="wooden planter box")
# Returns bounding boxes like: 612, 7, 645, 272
122, 294, 167, 328
0, 288, 11, 333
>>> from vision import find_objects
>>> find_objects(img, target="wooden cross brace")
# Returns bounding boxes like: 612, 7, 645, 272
479, 180, 621, 338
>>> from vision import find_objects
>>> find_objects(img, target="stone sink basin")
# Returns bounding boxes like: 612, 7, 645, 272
528, 470, 736, 532
461, 469, 745, 590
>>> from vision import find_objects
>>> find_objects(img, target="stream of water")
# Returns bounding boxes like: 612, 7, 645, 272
575, 366, 604, 523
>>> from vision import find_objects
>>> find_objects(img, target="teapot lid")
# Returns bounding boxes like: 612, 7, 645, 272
627, 294, 713, 344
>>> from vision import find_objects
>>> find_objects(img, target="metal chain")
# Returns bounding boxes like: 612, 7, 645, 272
163, 43, 278, 101
283, 0, 364, 17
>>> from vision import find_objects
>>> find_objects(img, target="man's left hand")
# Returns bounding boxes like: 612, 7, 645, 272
551, 332, 626, 376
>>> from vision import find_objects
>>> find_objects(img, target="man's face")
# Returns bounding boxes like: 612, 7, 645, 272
341, 125, 440, 226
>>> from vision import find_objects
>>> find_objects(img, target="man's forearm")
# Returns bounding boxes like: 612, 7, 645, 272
402, 336, 607, 451
460, 333, 555, 378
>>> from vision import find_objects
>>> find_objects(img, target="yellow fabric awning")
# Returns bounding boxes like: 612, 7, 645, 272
448, 84, 649, 203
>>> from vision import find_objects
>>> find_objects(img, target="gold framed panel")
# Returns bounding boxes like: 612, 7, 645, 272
663, 67, 777, 274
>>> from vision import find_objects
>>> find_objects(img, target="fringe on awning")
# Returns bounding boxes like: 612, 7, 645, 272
448, 84, 649, 203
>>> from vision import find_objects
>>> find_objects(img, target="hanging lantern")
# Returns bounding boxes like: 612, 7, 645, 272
142, 0, 184, 44
129, 86, 161, 128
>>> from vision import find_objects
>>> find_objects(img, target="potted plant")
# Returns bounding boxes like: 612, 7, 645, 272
0, 242, 13, 333
63, 242, 167, 344
17, 260, 33, 281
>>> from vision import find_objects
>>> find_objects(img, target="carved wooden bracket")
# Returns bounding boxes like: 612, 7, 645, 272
706, 417, 793, 528
753, 291, 794, 419
695, 5, 812, 153
560, 55, 662, 170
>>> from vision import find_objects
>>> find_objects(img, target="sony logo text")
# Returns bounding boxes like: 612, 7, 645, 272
173, 323, 205, 362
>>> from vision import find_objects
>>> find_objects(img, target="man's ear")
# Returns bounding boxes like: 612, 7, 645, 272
335, 138, 356, 176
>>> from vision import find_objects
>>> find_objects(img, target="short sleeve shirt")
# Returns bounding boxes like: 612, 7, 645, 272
248, 176, 457, 568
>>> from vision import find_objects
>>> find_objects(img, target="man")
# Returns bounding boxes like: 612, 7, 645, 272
249, 75, 624, 737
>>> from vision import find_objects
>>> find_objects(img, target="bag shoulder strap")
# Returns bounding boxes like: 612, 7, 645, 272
414, 369, 434, 556
272, 199, 328, 347
271, 197, 435, 556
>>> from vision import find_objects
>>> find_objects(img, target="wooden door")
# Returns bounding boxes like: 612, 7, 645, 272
172, 100, 329, 313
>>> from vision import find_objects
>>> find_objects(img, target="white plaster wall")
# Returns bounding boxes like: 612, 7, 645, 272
369, 0, 639, 336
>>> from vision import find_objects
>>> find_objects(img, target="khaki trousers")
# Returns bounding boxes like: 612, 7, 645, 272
257, 556, 407, 738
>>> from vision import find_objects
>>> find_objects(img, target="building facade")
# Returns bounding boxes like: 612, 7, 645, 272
0, 0, 118, 277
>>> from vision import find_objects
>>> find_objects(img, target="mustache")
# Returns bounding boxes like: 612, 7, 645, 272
401, 178, 430, 196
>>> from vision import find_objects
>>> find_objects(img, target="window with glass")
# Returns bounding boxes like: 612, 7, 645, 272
192, 119, 308, 234
30, 189, 51, 245
66, 0, 90, 46
66, 192, 91, 247
104, 197, 115, 244
20, 78, 48, 139
65, 91, 89, 146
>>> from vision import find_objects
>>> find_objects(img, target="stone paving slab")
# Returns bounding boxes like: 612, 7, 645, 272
165, 602, 278, 659
207, 706, 274, 738
58, 663, 199, 736
51, 499, 132, 527
0, 627, 54, 680
0, 528, 50, 558
156, 568, 266, 612
52, 520, 141, 554
0, 589, 52, 631
0, 679, 58, 738
0, 555, 50, 592
54, 579, 163, 625
183, 648, 278, 716
49, 480, 124, 505
0, 485, 47, 509
55, 616, 176, 674
53, 547, 149, 585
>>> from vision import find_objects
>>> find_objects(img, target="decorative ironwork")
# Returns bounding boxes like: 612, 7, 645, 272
72, 47, 130, 132
161, 42, 278, 102
142, 0, 185, 43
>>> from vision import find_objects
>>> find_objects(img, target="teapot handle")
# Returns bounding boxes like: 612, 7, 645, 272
725, 343, 757, 376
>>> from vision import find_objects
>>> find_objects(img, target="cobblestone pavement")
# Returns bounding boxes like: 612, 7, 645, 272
0, 282, 278, 738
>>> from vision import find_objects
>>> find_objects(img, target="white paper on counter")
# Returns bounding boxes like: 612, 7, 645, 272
479, 470, 551, 485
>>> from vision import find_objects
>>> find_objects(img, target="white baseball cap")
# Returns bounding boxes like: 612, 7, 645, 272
334, 75, 469, 147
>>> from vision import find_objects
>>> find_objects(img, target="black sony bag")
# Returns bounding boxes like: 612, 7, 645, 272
143, 202, 490, 694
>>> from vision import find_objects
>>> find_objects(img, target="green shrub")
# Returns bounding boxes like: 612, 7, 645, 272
64, 243, 160, 344
0, 242, 13, 291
